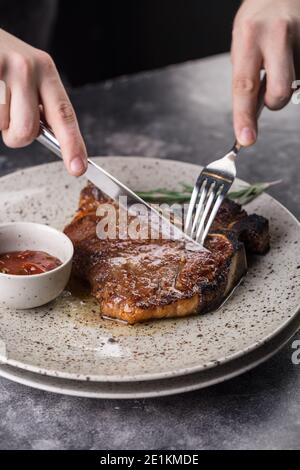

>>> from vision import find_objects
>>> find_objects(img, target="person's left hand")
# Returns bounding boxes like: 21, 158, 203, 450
232, 0, 300, 147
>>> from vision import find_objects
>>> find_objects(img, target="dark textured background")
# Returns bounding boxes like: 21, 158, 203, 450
0, 0, 240, 85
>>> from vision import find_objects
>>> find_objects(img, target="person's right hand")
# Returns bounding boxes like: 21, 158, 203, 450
0, 29, 87, 176
231, 0, 300, 148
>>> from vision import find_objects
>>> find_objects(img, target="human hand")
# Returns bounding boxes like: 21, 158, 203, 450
232, 0, 300, 146
0, 29, 87, 175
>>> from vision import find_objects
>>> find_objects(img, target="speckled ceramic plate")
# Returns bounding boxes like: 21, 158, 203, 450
0, 157, 299, 383
0, 306, 299, 398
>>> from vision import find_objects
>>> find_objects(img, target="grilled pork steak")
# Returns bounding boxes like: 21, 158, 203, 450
64, 184, 269, 324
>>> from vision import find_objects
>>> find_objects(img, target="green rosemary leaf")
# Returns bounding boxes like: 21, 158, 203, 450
228, 180, 281, 205
136, 180, 281, 205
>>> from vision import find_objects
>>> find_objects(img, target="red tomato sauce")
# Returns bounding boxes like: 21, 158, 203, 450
0, 250, 62, 276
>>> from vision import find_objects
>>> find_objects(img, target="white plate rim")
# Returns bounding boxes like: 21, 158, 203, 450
0, 306, 299, 399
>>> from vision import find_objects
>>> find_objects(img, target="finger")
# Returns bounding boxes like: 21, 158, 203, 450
232, 23, 262, 146
263, 24, 295, 110
37, 53, 87, 176
2, 57, 40, 147
2, 83, 39, 148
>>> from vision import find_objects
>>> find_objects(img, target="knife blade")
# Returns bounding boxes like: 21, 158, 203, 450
37, 121, 204, 251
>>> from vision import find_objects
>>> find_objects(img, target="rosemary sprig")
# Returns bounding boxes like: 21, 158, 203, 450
137, 180, 281, 206
136, 190, 192, 204
227, 180, 281, 205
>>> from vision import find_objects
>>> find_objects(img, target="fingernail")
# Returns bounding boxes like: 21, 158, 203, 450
70, 157, 85, 175
239, 127, 256, 146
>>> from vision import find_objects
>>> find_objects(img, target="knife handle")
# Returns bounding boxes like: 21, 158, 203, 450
36, 121, 63, 159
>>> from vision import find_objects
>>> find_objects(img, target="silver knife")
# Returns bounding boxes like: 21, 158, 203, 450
37, 121, 204, 251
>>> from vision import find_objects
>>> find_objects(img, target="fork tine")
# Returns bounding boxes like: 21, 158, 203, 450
194, 182, 218, 242
184, 183, 201, 234
190, 181, 208, 237
198, 189, 225, 245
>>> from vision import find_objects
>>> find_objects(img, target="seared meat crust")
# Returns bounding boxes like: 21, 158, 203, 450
64, 184, 269, 324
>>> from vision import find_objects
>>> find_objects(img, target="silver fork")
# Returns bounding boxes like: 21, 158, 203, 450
185, 74, 266, 245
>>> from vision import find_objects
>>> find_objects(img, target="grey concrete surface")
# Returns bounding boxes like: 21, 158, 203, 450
0, 54, 299, 450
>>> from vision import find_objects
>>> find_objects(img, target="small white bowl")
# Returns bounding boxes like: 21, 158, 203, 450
0, 222, 74, 309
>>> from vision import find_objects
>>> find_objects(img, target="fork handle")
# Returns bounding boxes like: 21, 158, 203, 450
233, 72, 267, 153
256, 72, 267, 119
